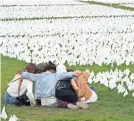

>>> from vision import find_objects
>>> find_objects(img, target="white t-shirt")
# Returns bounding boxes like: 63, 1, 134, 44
7, 74, 33, 97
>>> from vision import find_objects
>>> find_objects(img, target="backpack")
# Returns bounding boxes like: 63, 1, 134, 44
55, 78, 78, 103
16, 94, 30, 107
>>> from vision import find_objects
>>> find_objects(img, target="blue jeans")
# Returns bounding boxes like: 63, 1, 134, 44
4, 92, 17, 104
89, 86, 96, 92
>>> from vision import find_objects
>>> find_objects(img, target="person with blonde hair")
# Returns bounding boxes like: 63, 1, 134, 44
71, 70, 98, 103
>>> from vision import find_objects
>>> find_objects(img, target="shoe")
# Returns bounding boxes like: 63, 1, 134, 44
67, 103, 79, 109
76, 102, 89, 109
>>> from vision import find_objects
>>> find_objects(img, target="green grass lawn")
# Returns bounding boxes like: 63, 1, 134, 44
1, 56, 134, 121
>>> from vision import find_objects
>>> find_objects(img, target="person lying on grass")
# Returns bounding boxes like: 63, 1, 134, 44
4, 63, 36, 106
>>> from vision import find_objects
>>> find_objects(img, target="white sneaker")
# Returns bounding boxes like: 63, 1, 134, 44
67, 104, 79, 109
76, 102, 89, 109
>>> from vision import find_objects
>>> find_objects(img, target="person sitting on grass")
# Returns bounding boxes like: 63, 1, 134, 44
19, 69, 76, 102
55, 64, 98, 109
35, 61, 57, 106
19, 64, 89, 109
4, 63, 37, 106
70, 70, 98, 104
55, 64, 89, 109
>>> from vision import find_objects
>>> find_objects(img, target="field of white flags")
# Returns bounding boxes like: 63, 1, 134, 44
87, 68, 134, 97
0, 0, 134, 97
1, 4, 134, 19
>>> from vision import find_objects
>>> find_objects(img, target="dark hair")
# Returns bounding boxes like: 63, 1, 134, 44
36, 61, 56, 73
43, 61, 56, 72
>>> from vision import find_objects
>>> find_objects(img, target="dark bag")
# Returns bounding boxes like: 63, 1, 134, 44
16, 94, 30, 107
55, 78, 78, 103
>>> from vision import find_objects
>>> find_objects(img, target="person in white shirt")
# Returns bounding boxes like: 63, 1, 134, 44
4, 63, 36, 106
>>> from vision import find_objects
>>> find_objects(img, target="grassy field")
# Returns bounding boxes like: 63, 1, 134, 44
1, 1, 134, 121
1, 56, 134, 121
